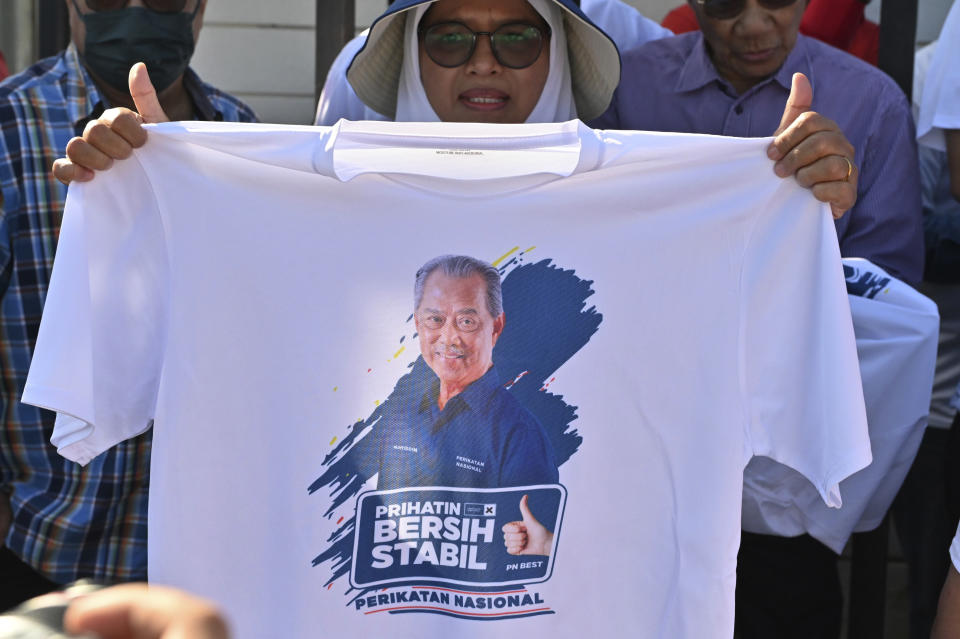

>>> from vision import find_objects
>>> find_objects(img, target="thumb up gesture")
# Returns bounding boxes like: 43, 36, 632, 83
502, 494, 554, 556
54, 63, 170, 185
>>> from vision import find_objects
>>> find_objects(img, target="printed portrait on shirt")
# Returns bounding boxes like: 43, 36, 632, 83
310, 249, 602, 619
377, 254, 559, 491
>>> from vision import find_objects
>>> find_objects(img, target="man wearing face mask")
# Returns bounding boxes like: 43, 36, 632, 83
0, 0, 256, 611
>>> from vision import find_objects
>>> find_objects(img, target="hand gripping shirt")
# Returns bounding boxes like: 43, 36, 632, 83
0, 44, 257, 583
593, 33, 924, 285
23, 120, 870, 639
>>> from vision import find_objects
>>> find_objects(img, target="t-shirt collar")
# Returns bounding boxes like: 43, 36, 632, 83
674, 32, 814, 97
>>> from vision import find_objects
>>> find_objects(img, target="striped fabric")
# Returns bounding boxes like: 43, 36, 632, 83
0, 44, 257, 584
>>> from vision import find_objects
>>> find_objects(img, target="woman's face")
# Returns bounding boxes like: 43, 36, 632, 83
418, 0, 551, 123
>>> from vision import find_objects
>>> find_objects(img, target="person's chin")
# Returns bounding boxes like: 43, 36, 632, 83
733, 50, 785, 78
436, 360, 467, 377
428, 355, 461, 374
438, 374, 482, 395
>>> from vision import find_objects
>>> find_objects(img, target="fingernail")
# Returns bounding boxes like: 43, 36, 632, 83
766, 144, 779, 160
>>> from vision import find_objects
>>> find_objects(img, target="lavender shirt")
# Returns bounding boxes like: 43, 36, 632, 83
592, 33, 924, 284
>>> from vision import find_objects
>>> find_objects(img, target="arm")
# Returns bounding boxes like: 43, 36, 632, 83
918, 145, 960, 282
934, 522, 960, 639
0, 101, 20, 542
578, 0, 673, 52
0, 490, 10, 545
831, 82, 924, 283
64, 584, 229, 639
934, 567, 960, 639
500, 416, 559, 487
0, 194, 10, 544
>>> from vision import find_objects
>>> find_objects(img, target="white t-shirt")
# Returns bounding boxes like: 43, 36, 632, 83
24, 121, 870, 639
916, 0, 960, 149
741, 259, 938, 553
314, 0, 673, 125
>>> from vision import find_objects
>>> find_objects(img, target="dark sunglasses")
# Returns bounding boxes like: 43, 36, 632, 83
84, 0, 189, 13
419, 21, 550, 70
696, 0, 798, 20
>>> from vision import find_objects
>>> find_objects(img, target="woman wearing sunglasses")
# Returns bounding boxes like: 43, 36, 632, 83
58, 0, 855, 212
315, 0, 673, 125
346, 0, 617, 125
56, 0, 617, 174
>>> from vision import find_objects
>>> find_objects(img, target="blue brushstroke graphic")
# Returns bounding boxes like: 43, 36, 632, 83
308, 256, 602, 593
843, 263, 890, 300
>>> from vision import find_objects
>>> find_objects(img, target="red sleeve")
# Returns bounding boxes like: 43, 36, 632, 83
0, 52, 8, 81
846, 20, 879, 66
800, 0, 864, 49
661, 5, 701, 34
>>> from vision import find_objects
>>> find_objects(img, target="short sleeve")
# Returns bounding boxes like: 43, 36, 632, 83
917, 2, 960, 146
740, 185, 871, 508
22, 154, 168, 465
578, 0, 673, 51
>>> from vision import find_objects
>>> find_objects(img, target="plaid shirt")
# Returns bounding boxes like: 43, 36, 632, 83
0, 44, 257, 583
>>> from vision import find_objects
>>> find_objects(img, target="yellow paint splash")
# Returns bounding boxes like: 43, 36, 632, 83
329, 436, 338, 446
492, 246, 520, 267
393, 346, 405, 359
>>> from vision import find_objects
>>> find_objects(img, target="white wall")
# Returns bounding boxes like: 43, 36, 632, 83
0, 0, 38, 77
191, 0, 955, 125
190, 1, 316, 124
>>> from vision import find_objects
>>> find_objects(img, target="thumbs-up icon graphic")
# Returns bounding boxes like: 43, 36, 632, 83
502, 494, 554, 556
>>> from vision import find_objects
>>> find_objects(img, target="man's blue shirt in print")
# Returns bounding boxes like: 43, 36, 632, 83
377, 366, 558, 489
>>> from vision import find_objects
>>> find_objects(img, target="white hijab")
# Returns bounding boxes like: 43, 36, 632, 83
395, 0, 577, 123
